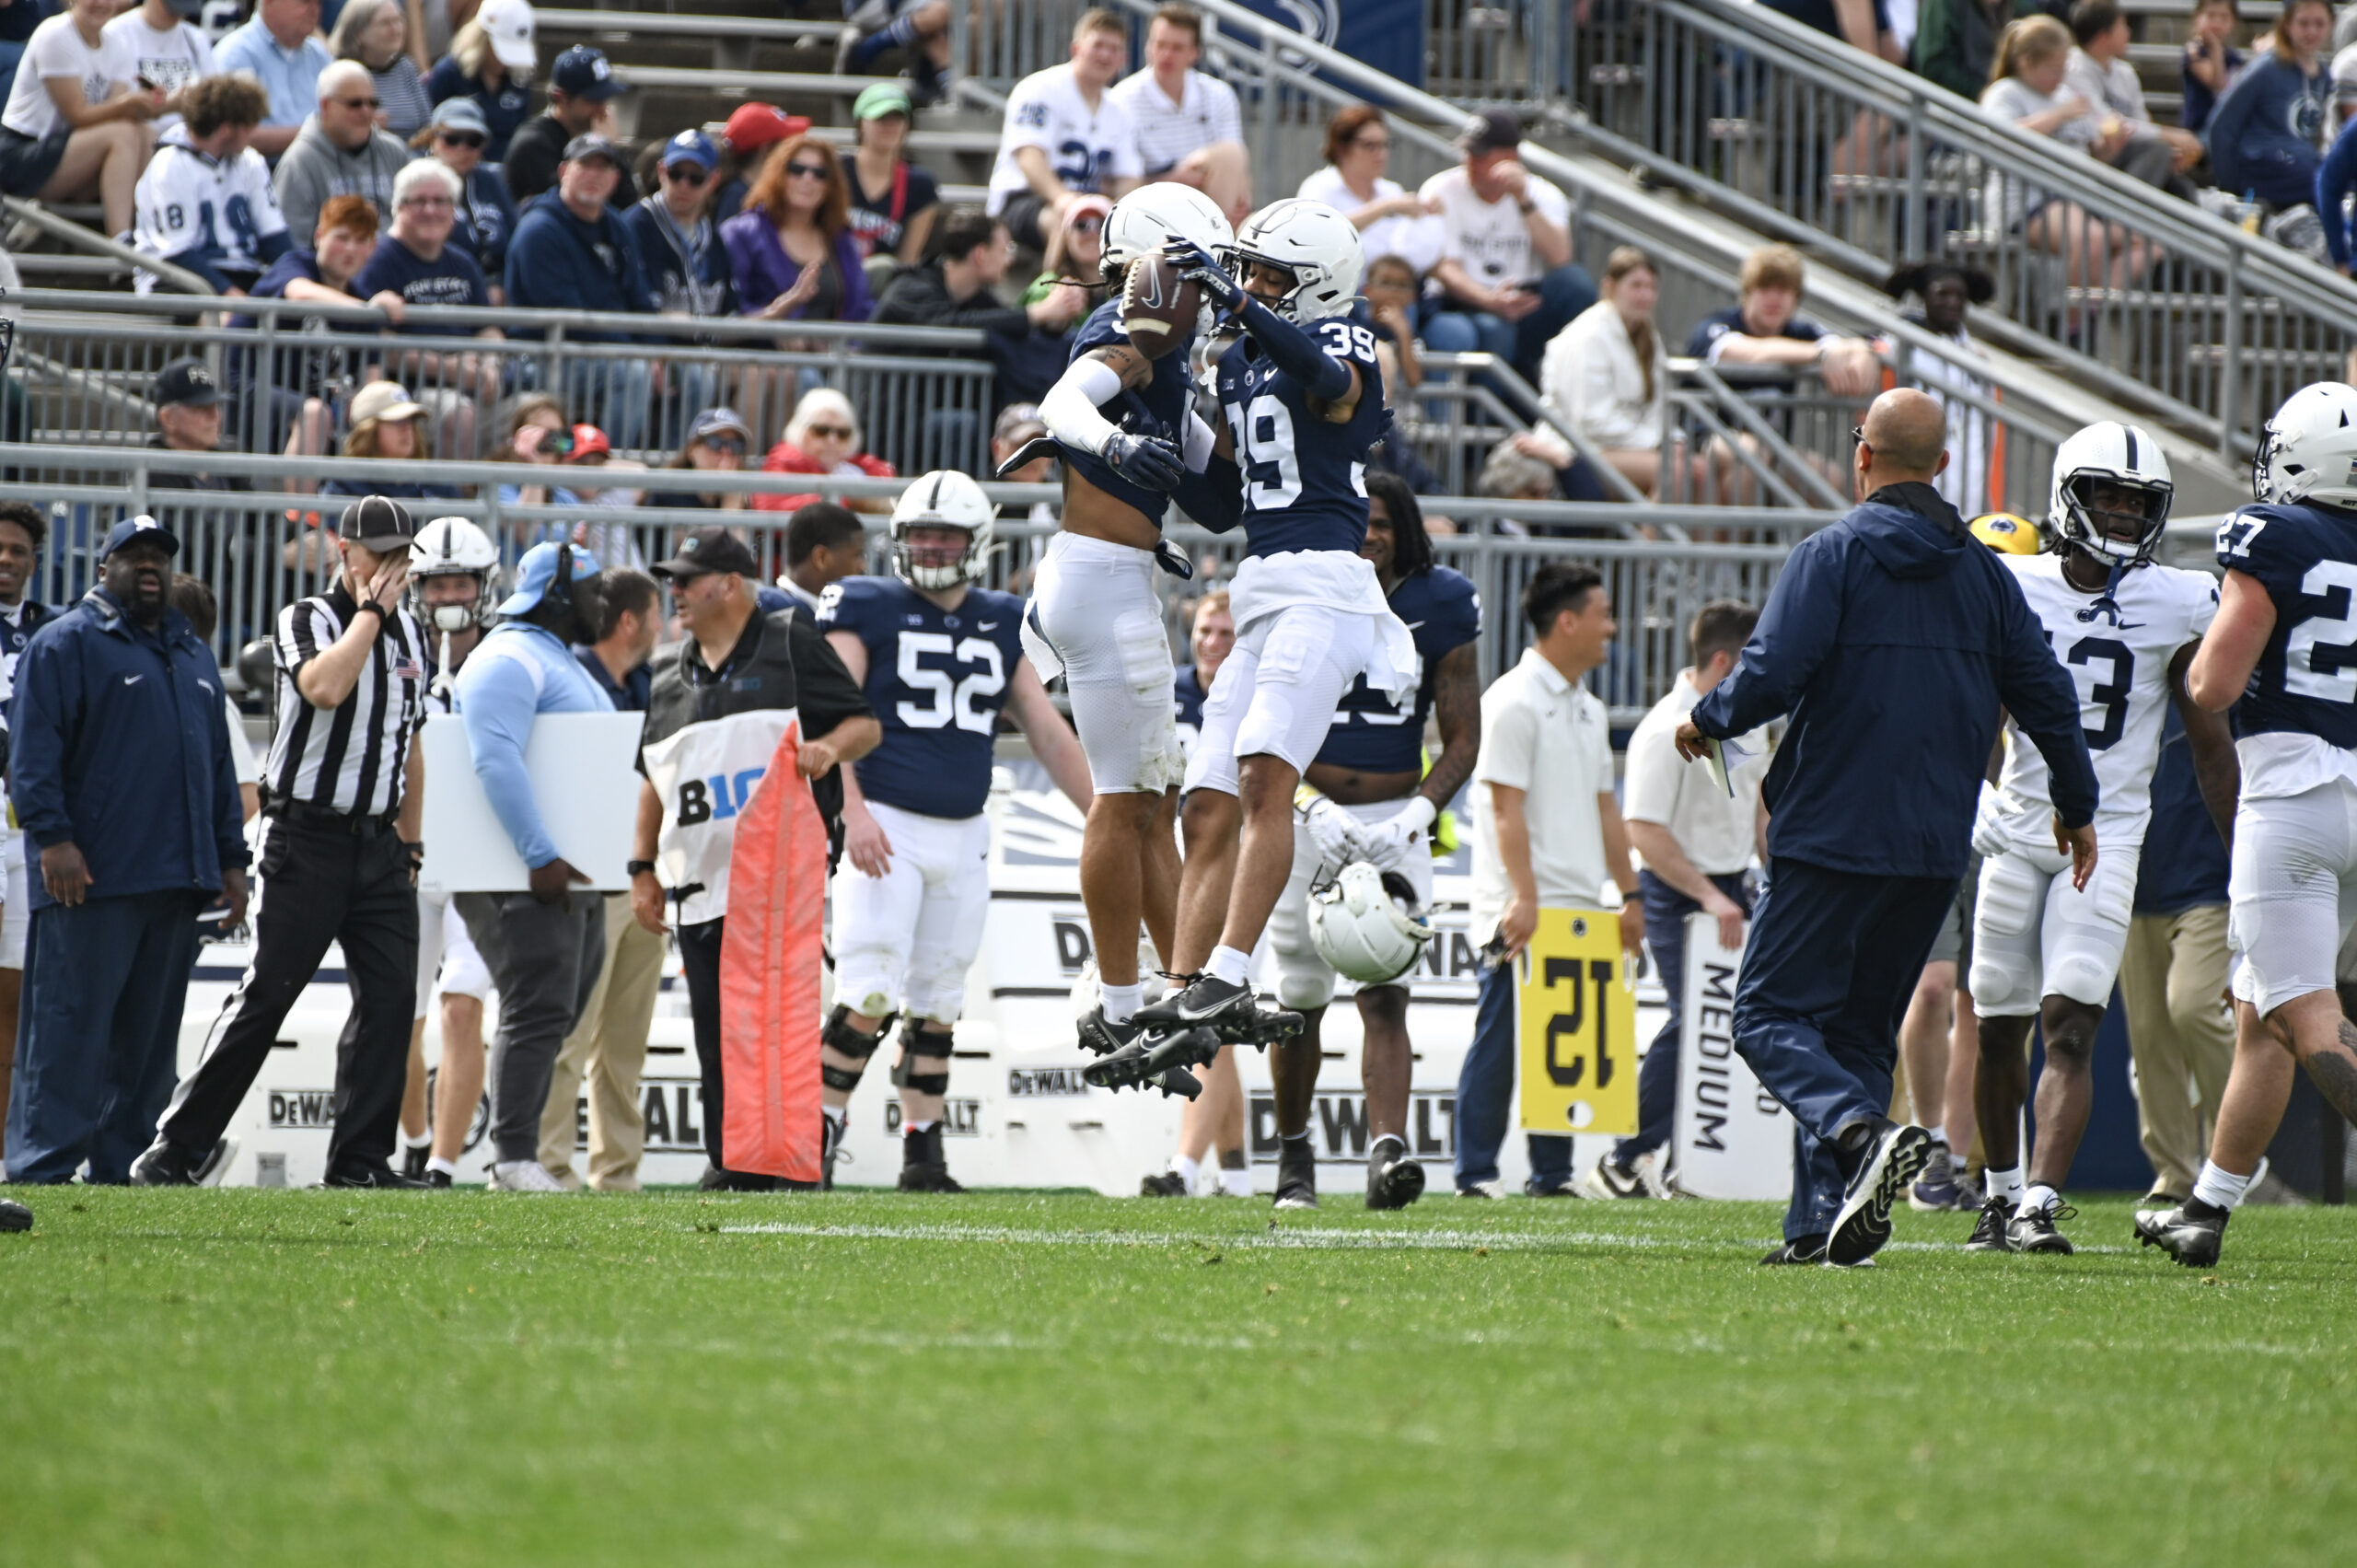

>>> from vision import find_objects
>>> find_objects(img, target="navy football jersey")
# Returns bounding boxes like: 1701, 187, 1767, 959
1172, 662, 1207, 755
817, 575, 1028, 819
1212, 299, 1387, 557
1059, 297, 1195, 526
2215, 502, 2357, 750
1315, 565, 1480, 773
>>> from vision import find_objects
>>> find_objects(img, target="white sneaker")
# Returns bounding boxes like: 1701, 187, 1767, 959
491, 1159, 567, 1192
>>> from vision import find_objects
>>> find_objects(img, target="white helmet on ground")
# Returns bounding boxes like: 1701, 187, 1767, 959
1228, 198, 1364, 322
409, 515, 501, 629
889, 470, 994, 590
1101, 181, 1233, 285
1308, 860, 1433, 987
2255, 382, 2357, 509
2049, 422, 2173, 568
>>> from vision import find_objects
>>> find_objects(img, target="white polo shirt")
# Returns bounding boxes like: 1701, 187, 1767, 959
1622, 672, 1771, 878
1469, 646, 1615, 945
1108, 66, 1241, 177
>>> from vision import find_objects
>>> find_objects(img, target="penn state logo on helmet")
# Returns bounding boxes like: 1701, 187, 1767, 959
888, 470, 995, 590
408, 516, 502, 629
1227, 198, 1364, 322
1968, 512, 2044, 556
1308, 860, 1432, 987
2254, 382, 2357, 509
1101, 181, 1232, 286
2049, 422, 2173, 568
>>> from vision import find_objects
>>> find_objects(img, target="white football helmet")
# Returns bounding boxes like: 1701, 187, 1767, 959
1308, 860, 1433, 987
2255, 382, 2357, 509
2049, 422, 2173, 567
1101, 181, 1233, 285
889, 470, 994, 590
409, 515, 500, 629
1228, 198, 1364, 322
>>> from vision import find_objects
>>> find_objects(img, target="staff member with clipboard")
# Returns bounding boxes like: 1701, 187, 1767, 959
1675, 389, 2096, 1267
1453, 563, 1643, 1200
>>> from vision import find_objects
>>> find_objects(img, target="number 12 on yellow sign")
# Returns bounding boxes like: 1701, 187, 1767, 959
1515, 908, 1638, 1136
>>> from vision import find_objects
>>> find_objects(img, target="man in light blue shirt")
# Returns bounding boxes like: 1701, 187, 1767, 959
215, 0, 333, 160
452, 541, 613, 1192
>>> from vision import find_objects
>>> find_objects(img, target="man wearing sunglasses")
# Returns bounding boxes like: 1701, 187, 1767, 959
273, 58, 411, 242
426, 96, 518, 297
623, 129, 735, 324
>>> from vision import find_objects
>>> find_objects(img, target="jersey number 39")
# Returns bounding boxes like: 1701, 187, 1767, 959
895, 632, 1004, 733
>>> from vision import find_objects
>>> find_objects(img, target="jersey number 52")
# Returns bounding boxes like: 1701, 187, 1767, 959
895, 632, 1004, 733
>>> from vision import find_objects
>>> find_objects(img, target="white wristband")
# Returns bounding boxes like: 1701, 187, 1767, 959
1399, 795, 1439, 833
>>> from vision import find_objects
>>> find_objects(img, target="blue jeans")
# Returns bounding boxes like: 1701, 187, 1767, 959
1730, 858, 1955, 1241
1612, 867, 1754, 1167
1455, 954, 1575, 1191
6, 890, 204, 1184
1422, 261, 1597, 386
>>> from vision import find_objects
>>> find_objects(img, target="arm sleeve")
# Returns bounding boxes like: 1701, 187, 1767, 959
458, 651, 561, 867
1171, 452, 1244, 534
1238, 299, 1354, 401
1993, 572, 2100, 827
9, 636, 75, 850
1690, 534, 1843, 738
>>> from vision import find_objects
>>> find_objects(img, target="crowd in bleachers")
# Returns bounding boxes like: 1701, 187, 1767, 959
1771, 0, 2357, 267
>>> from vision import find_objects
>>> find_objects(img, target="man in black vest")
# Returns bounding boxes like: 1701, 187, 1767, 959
633, 528, 878, 1189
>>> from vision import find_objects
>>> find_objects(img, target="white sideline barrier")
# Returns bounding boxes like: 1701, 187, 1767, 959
180, 764, 1699, 1196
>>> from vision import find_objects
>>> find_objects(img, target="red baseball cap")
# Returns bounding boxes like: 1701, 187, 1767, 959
724, 103, 810, 154
565, 424, 610, 462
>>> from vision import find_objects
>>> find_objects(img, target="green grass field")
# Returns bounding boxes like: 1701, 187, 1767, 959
3, 1189, 2351, 1566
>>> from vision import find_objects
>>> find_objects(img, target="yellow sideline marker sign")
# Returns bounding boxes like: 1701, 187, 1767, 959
1516, 909, 1637, 1136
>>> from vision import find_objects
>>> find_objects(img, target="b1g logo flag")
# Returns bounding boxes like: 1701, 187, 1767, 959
644, 708, 826, 1184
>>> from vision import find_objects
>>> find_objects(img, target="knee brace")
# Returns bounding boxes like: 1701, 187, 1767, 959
888, 1016, 955, 1096
821, 1005, 890, 1093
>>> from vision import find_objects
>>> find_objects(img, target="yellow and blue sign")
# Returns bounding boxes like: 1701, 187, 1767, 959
1516, 908, 1637, 1136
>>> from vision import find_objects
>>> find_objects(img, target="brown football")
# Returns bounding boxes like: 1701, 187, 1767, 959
1120, 254, 1201, 359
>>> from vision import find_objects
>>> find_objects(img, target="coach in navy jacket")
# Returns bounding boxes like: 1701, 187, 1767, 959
4, 517, 250, 1185
1683, 389, 2096, 1260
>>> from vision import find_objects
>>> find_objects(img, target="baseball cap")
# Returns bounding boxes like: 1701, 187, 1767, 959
476, 0, 538, 73
563, 424, 611, 462
853, 81, 913, 121
154, 357, 222, 409
689, 406, 752, 443
498, 540, 603, 615
992, 402, 1046, 447
1456, 107, 1523, 157
650, 526, 760, 581
429, 97, 493, 139
339, 494, 419, 552
561, 131, 626, 169
723, 102, 808, 154
551, 45, 625, 102
349, 380, 426, 426
661, 128, 717, 174
100, 514, 178, 560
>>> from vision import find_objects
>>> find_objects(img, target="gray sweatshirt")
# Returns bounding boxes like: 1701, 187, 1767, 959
271, 115, 412, 242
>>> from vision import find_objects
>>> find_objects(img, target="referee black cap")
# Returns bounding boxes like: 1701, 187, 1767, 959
339, 495, 418, 552
651, 526, 759, 581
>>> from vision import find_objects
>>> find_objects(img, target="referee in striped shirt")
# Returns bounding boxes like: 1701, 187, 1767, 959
137, 497, 432, 1189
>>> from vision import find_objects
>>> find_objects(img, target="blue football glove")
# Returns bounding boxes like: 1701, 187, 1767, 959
1154, 538, 1194, 579
1104, 432, 1185, 493
1163, 234, 1246, 312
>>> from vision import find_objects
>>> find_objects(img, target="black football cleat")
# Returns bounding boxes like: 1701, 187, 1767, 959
1761, 1234, 1828, 1265
0, 1197, 29, 1232
1084, 1027, 1214, 1092
319, 1164, 432, 1190
1364, 1134, 1425, 1211
424, 1168, 454, 1190
898, 1124, 965, 1193
1826, 1120, 1933, 1267
2008, 1201, 2077, 1255
1272, 1138, 1318, 1210
1132, 975, 1301, 1048
1075, 1003, 1134, 1058
129, 1139, 199, 1187
821, 1113, 845, 1191
401, 1143, 431, 1181
1963, 1196, 2016, 1252
2135, 1200, 2227, 1268
1140, 1170, 1189, 1198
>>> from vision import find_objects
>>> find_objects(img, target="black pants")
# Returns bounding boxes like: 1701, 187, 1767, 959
161, 818, 418, 1179
454, 889, 603, 1163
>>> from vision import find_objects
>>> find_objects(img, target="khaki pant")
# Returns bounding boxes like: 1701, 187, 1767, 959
537, 893, 665, 1191
2117, 903, 2235, 1202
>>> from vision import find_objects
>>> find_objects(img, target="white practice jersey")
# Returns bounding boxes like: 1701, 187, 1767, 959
985, 64, 1144, 214
1993, 552, 2218, 845
133, 130, 287, 293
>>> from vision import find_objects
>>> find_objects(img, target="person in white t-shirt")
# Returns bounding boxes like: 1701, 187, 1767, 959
1297, 105, 1443, 280
1107, 4, 1247, 223
102, 0, 215, 139
134, 75, 291, 295
0, 0, 166, 238
984, 6, 1143, 255
1583, 599, 1772, 1200
1419, 107, 1593, 386
1455, 563, 1644, 1199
